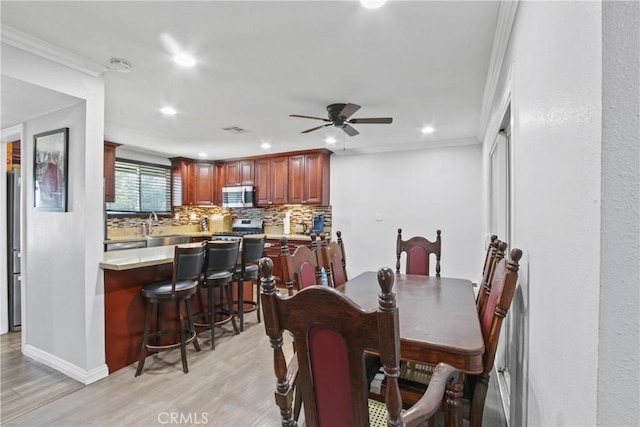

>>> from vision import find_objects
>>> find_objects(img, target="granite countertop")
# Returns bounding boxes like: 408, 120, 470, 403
100, 243, 203, 271
105, 232, 314, 245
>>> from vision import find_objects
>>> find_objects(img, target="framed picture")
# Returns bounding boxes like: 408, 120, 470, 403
33, 127, 69, 212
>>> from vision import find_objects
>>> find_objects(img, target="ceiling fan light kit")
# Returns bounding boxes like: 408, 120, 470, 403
290, 102, 393, 137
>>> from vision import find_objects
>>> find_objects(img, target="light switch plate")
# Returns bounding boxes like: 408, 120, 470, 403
375, 213, 384, 222
190, 213, 197, 221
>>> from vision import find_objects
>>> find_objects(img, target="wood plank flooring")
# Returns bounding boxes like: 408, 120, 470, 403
1, 315, 506, 426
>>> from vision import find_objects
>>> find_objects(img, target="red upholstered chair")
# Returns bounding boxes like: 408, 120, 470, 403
320, 230, 348, 287
279, 235, 323, 296
396, 228, 441, 277
259, 257, 459, 427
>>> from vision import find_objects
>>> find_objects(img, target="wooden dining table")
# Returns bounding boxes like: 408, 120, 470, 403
337, 271, 485, 426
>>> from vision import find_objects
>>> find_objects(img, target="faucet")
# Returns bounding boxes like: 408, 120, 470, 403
147, 212, 158, 235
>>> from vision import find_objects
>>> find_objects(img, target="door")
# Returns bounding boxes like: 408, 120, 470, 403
490, 119, 514, 423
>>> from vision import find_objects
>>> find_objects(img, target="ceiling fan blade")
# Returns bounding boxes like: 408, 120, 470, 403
341, 124, 360, 137
339, 103, 361, 119
301, 123, 332, 134
290, 114, 331, 122
348, 117, 393, 124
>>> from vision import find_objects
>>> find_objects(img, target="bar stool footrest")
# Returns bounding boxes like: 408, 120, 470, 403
145, 328, 197, 352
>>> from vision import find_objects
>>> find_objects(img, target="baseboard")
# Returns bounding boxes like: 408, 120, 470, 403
23, 344, 108, 385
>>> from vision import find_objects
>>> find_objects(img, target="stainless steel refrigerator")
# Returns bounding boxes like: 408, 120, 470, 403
7, 169, 21, 331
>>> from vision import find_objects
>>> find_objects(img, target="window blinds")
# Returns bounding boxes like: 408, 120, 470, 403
107, 160, 171, 213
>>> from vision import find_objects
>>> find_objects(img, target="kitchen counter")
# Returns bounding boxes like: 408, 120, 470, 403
104, 232, 315, 245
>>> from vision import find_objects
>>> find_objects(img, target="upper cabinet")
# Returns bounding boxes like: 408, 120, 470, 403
255, 156, 288, 206
287, 151, 330, 205
170, 149, 330, 207
170, 157, 194, 206
104, 141, 121, 202
223, 160, 254, 187
193, 162, 215, 205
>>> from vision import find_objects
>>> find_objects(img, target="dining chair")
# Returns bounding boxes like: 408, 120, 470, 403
320, 230, 348, 287
194, 240, 241, 350
476, 238, 507, 318
135, 241, 205, 376
259, 257, 459, 427
279, 234, 323, 296
396, 228, 441, 276
231, 235, 266, 332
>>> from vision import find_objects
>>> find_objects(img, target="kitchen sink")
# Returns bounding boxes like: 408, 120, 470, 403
145, 235, 192, 247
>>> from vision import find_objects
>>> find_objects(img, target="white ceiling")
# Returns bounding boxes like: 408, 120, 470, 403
1, 1, 500, 159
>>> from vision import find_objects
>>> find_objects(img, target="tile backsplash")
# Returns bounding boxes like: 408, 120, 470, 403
107, 205, 332, 234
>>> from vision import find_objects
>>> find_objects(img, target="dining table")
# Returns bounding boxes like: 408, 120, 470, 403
336, 271, 485, 426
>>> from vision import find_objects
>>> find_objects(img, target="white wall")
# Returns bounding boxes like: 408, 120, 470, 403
1, 44, 107, 383
330, 144, 483, 282
598, 1, 640, 425
485, 2, 604, 425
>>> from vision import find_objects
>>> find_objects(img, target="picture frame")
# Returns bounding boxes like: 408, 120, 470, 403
33, 127, 69, 212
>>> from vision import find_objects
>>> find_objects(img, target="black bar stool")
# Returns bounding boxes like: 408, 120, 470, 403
135, 242, 206, 377
232, 235, 266, 331
194, 240, 241, 350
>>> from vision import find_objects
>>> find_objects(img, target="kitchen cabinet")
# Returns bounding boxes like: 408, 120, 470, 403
193, 162, 215, 205
103, 141, 121, 202
288, 151, 330, 205
170, 157, 194, 206
223, 160, 254, 187
213, 163, 224, 205
255, 156, 288, 206
171, 158, 219, 206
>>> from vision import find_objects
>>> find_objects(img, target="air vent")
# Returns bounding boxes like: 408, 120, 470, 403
222, 126, 248, 134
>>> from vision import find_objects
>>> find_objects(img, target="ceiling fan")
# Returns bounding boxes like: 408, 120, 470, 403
290, 103, 393, 137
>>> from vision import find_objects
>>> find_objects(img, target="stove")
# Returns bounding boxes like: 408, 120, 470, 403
210, 218, 264, 241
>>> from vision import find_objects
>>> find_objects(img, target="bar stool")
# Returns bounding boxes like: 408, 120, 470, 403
135, 242, 206, 377
194, 240, 241, 350
232, 235, 266, 331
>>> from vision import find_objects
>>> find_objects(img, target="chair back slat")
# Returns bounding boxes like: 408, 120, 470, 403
280, 236, 322, 295
321, 231, 348, 287
396, 228, 441, 277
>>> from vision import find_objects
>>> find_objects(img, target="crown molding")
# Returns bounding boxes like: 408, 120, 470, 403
1, 25, 107, 77
477, 0, 520, 141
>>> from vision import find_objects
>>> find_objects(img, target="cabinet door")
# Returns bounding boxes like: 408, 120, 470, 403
270, 157, 288, 204
303, 152, 328, 204
193, 162, 214, 205
239, 160, 255, 185
171, 158, 194, 206
224, 162, 241, 186
103, 141, 120, 202
287, 155, 305, 204
213, 163, 224, 205
255, 159, 270, 205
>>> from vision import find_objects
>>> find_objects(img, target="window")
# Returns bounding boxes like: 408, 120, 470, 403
106, 159, 171, 213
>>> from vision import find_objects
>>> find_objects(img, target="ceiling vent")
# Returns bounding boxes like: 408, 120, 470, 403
222, 126, 248, 134
109, 58, 133, 73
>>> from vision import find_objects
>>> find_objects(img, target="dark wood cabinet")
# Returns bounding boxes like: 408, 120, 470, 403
288, 151, 330, 205
171, 158, 218, 206
170, 157, 194, 206
193, 162, 215, 205
103, 141, 121, 202
223, 160, 254, 187
213, 163, 224, 205
255, 156, 288, 206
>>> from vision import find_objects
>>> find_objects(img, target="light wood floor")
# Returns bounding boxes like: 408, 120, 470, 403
1, 315, 506, 426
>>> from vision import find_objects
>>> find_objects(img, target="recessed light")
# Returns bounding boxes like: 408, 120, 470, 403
361, 0, 387, 9
198, 152, 207, 158
174, 53, 196, 67
325, 137, 337, 145
160, 106, 177, 116
261, 142, 271, 149
421, 126, 435, 134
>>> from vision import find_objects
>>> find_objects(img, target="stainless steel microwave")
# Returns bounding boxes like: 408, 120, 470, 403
222, 186, 255, 208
